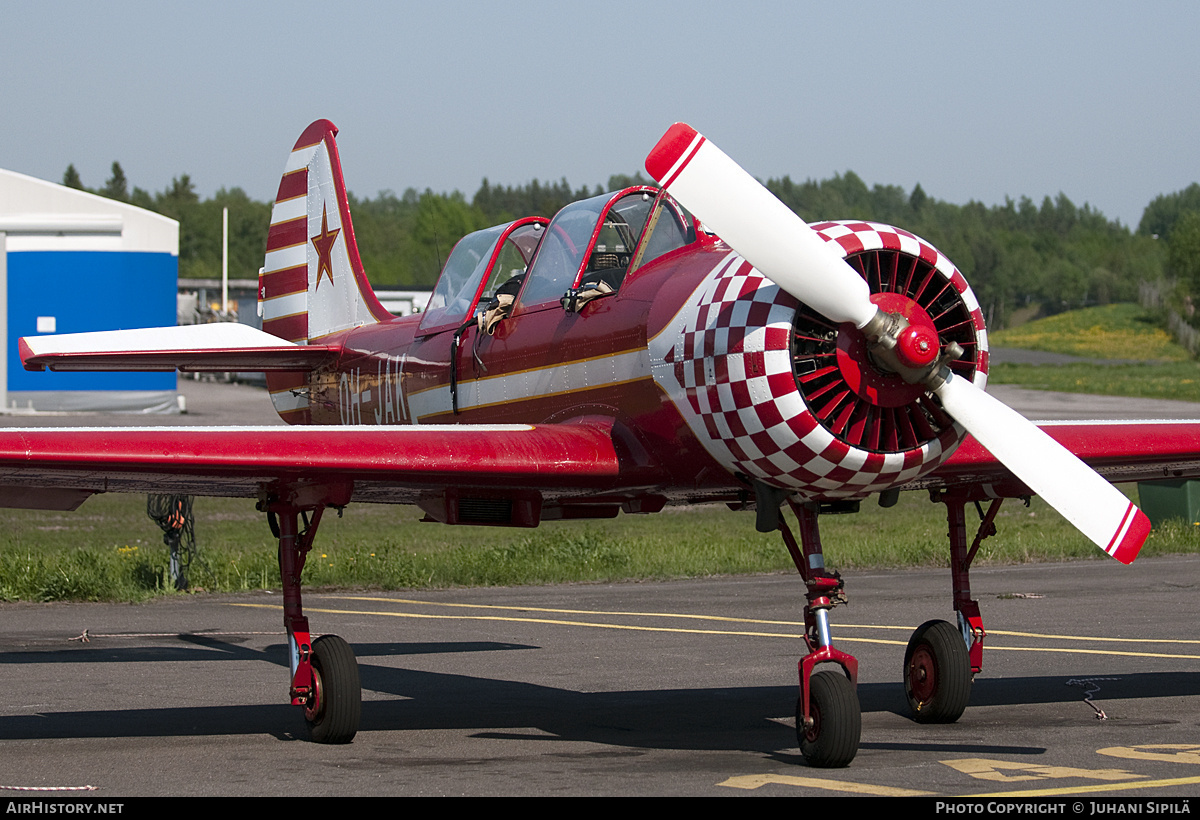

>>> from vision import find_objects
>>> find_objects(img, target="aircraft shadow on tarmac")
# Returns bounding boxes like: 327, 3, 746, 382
1, 636, 1195, 760
0, 636, 535, 665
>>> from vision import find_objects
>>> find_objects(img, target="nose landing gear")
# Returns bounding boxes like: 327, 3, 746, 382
778, 500, 861, 768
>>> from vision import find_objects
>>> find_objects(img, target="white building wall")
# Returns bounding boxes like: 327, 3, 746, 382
0, 168, 177, 254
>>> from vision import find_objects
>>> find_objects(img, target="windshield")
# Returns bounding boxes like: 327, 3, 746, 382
419, 223, 509, 331
628, 191, 695, 273
480, 222, 544, 302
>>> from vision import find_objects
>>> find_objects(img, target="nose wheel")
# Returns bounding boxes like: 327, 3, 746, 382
797, 669, 861, 768
903, 619, 971, 723
778, 501, 862, 767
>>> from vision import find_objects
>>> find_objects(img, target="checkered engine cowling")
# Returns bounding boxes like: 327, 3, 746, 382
649, 221, 988, 498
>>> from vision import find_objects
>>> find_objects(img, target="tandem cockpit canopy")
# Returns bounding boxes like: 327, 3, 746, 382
419, 186, 696, 333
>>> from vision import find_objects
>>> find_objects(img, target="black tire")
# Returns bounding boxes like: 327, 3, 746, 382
903, 619, 971, 724
796, 669, 861, 768
306, 634, 361, 744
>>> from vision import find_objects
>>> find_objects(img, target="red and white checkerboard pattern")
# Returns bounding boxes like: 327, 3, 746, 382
649, 222, 987, 498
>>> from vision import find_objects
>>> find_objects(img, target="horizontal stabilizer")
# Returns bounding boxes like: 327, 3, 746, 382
19, 324, 340, 373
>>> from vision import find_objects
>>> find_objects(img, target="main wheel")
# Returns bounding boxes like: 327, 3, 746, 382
903, 619, 971, 723
306, 634, 362, 743
797, 669, 861, 768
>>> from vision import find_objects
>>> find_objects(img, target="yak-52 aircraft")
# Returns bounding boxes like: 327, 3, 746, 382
12, 120, 1200, 767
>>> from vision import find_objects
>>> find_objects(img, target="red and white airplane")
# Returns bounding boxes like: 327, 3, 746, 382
12, 120, 1200, 766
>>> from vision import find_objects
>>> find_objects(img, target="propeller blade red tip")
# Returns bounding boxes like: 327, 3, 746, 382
936, 374, 1150, 564
1108, 504, 1150, 565
644, 122, 877, 328
645, 123, 702, 187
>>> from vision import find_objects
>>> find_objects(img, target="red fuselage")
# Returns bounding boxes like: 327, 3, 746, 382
286, 213, 986, 523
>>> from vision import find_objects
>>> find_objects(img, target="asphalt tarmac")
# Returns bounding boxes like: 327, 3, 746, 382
1, 560, 1199, 798
0, 381, 1199, 797
0, 377, 284, 428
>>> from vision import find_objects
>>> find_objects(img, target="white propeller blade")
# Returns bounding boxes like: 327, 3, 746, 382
646, 122, 1151, 564
645, 122, 878, 329
936, 373, 1147, 564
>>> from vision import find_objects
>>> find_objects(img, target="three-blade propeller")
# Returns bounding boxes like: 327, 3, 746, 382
645, 123, 1149, 564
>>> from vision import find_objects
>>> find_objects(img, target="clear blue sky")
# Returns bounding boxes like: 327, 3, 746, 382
3, 1, 1197, 229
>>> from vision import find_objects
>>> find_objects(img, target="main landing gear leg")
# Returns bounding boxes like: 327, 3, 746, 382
903, 492, 998, 723
271, 504, 361, 743
780, 500, 860, 768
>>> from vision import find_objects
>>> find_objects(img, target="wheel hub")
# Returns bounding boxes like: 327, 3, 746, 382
803, 698, 822, 743
908, 644, 938, 704
304, 666, 325, 722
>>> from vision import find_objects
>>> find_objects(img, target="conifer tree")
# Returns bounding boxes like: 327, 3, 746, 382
62, 164, 84, 190
101, 161, 129, 202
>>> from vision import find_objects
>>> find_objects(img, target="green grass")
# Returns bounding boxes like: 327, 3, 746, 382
988, 361, 1200, 402
990, 303, 1191, 361
2, 487, 1195, 603
984, 303, 1200, 401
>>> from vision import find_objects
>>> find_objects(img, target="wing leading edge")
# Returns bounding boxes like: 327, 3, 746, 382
0, 421, 623, 512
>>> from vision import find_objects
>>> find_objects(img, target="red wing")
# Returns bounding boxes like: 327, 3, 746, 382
921, 420, 1200, 495
0, 422, 621, 511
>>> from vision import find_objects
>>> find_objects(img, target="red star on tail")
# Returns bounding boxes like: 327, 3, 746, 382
311, 205, 340, 291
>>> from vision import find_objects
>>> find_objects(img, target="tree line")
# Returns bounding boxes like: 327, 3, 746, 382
63, 161, 1199, 330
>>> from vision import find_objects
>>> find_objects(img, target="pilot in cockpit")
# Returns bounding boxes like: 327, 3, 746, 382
580, 211, 637, 291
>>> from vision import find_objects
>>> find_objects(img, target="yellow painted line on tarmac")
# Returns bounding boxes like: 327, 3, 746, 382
965, 774, 1200, 797
983, 644, 1200, 660
1100, 743, 1200, 764
987, 628, 1200, 646
719, 773, 934, 795
230, 601, 1200, 659
327, 594, 818, 628
718, 773, 1200, 797
325, 595, 1200, 647
230, 602, 827, 640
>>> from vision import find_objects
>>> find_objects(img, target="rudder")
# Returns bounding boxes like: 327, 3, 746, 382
261, 120, 391, 344
261, 120, 392, 424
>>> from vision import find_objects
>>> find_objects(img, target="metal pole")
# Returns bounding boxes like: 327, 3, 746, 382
222, 207, 229, 315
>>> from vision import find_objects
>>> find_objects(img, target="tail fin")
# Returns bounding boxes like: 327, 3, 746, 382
261, 120, 391, 344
